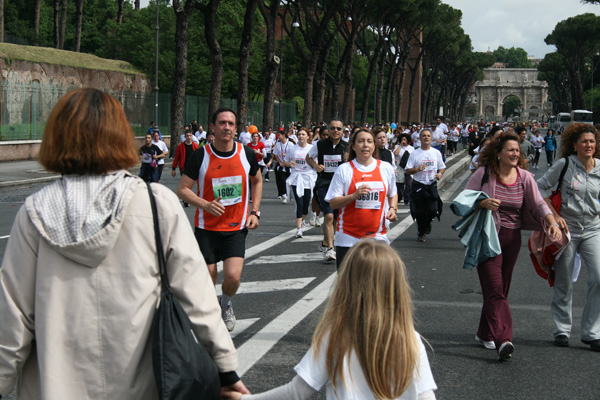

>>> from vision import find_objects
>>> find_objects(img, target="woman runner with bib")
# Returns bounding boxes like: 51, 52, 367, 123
325, 129, 398, 268
284, 128, 317, 238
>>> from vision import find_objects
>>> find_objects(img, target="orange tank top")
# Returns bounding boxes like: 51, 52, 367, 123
337, 160, 387, 238
195, 143, 251, 231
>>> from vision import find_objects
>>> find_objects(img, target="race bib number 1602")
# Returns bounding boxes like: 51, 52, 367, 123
212, 175, 243, 206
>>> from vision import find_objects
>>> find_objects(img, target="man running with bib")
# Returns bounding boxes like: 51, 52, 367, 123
177, 108, 262, 331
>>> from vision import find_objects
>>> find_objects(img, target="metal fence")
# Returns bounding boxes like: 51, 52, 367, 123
0, 81, 297, 141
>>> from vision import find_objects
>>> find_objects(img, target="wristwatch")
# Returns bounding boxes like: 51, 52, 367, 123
250, 210, 261, 219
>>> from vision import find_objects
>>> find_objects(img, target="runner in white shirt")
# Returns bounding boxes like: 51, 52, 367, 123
152, 131, 169, 182
261, 130, 275, 181
283, 129, 317, 238
405, 129, 446, 242
447, 123, 461, 156
393, 133, 414, 205
325, 129, 397, 268
529, 129, 545, 169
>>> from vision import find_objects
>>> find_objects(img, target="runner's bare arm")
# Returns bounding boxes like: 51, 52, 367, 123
176, 174, 225, 216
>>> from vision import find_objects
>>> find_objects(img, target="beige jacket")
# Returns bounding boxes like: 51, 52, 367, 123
0, 175, 237, 399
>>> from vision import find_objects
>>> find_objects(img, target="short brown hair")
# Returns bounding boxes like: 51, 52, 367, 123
38, 88, 139, 174
560, 123, 600, 159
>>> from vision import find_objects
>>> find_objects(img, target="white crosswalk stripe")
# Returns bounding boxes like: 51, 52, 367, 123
246, 253, 323, 265
215, 277, 315, 295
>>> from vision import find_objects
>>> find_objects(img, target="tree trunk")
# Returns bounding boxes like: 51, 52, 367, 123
360, 38, 384, 126
135, 0, 140, 11
171, 1, 196, 155
236, 0, 258, 131
0, 0, 4, 43
375, 51, 385, 125
117, 0, 124, 24
314, 46, 331, 124
258, 1, 279, 132
302, 56, 319, 125
342, 43, 355, 123
54, 0, 60, 48
74, 0, 83, 52
202, 0, 223, 125
406, 50, 423, 124
59, 0, 67, 49
34, 0, 41, 44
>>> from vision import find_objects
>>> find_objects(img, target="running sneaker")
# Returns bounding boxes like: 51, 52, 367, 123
301, 220, 306, 232
295, 228, 303, 238
318, 242, 327, 252
417, 235, 426, 242
475, 335, 496, 350
498, 341, 514, 360
324, 247, 336, 261
315, 216, 322, 227
282, 194, 288, 204
222, 304, 236, 332
308, 212, 317, 226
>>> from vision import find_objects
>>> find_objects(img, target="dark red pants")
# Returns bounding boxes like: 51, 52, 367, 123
476, 227, 521, 348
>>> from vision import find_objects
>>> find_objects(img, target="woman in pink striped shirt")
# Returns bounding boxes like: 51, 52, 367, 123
465, 131, 561, 361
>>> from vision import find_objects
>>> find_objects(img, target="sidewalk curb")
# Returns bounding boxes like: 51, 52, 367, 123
0, 161, 176, 188
438, 153, 471, 191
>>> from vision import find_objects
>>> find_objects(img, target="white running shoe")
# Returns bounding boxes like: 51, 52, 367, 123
222, 304, 236, 332
315, 216, 322, 227
308, 212, 316, 226
296, 228, 303, 238
475, 335, 496, 350
282, 195, 288, 204
301, 220, 306, 232
498, 341, 514, 360
324, 248, 336, 261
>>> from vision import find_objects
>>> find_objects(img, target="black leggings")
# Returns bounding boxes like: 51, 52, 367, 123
291, 185, 311, 218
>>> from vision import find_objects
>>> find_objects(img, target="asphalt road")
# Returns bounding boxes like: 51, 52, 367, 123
0, 147, 598, 399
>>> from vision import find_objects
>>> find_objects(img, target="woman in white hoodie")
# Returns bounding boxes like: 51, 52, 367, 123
0, 88, 247, 399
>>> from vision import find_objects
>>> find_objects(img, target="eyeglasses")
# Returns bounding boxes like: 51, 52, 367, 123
330, 126, 343, 131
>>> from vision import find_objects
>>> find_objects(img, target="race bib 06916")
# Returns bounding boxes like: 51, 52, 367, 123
354, 181, 385, 209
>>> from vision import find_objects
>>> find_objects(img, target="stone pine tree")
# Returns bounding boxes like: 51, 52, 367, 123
237, 0, 259, 131
258, 0, 280, 132
34, 0, 41, 44
197, 0, 224, 126
170, 0, 198, 155
59, 0, 68, 49
117, 0, 125, 24
74, 0, 83, 52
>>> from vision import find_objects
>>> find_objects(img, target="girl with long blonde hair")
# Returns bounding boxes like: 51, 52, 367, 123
224, 240, 437, 400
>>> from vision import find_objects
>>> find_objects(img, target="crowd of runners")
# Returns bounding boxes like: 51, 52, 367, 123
139, 111, 570, 333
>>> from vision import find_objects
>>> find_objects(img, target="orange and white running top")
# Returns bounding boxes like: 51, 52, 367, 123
326, 159, 396, 246
194, 142, 251, 231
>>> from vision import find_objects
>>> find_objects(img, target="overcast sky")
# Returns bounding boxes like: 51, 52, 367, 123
139, 0, 598, 59
443, 0, 599, 58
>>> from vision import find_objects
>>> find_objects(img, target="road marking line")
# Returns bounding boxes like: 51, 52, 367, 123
230, 318, 260, 339
291, 235, 323, 243
237, 273, 336, 377
246, 253, 323, 265
0, 235, 9, 240
215, 277, 315, 295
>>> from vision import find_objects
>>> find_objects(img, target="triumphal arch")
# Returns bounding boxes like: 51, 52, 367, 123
474, 68, 549, 122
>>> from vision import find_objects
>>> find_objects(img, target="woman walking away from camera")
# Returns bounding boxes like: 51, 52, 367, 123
325, 129, 398, 269
222, 240, 437, 400
0, 88, 247, 399
284, 128, 317, 238
537, 123, 600, 351
465, 131, 561, 360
